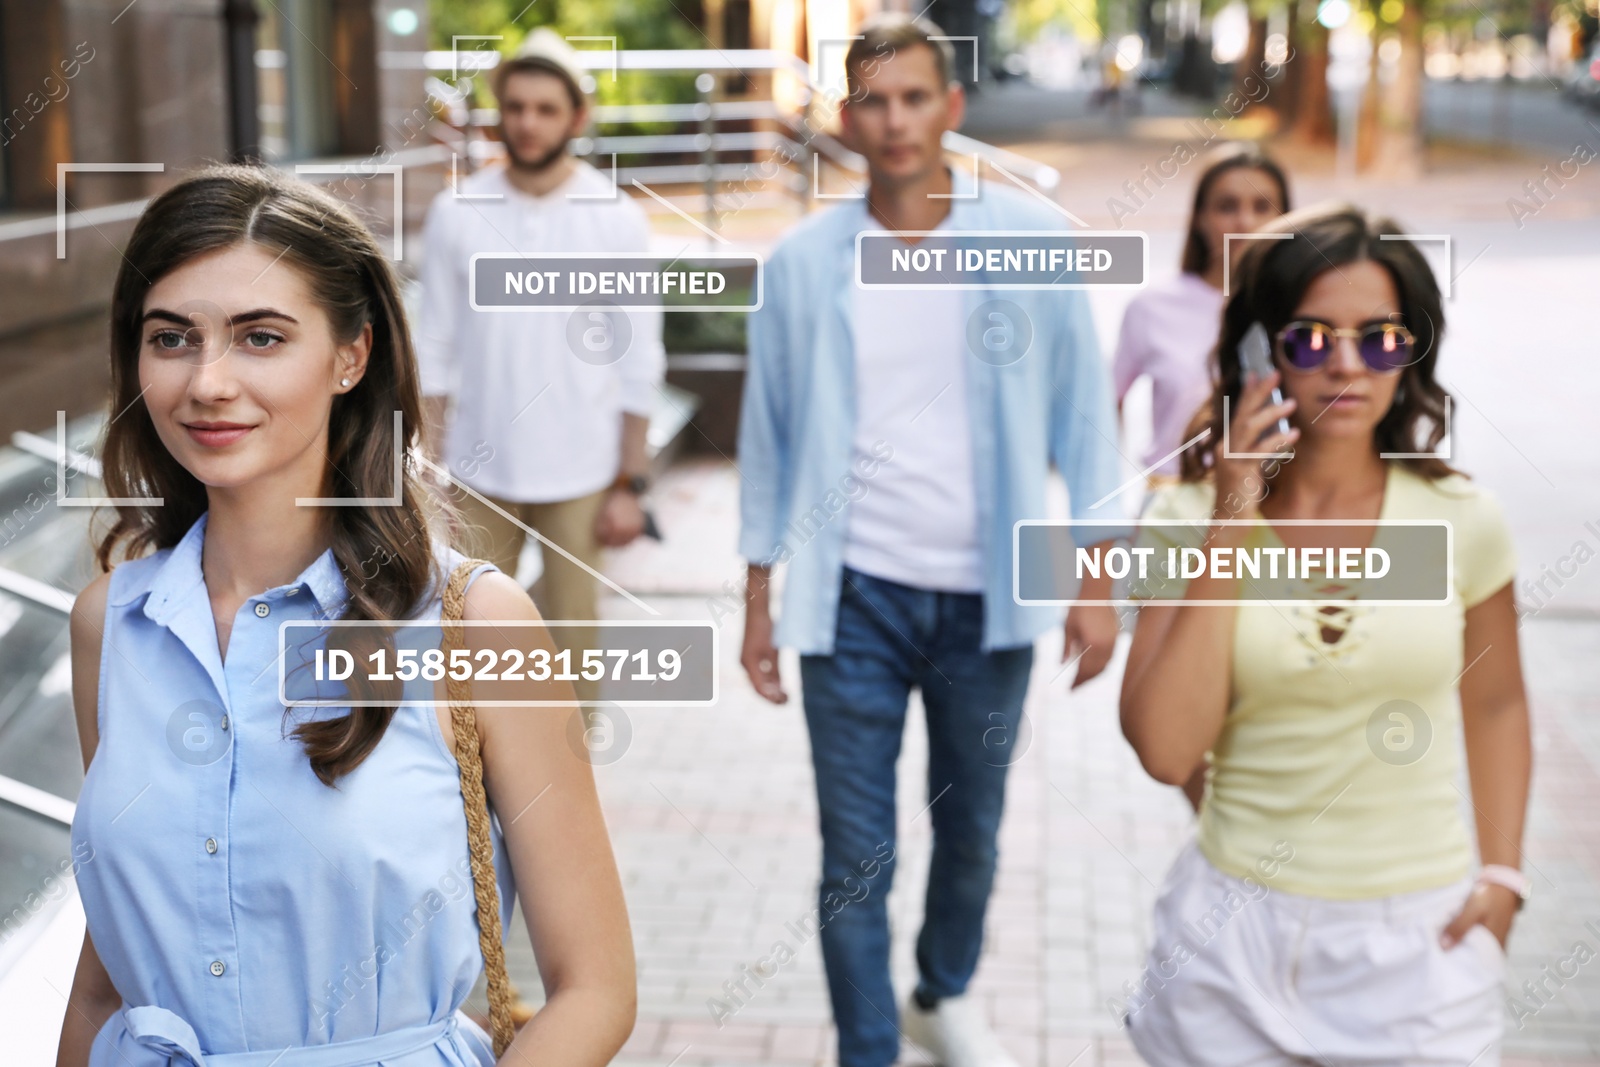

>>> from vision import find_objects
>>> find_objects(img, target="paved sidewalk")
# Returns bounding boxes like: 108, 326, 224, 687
474, 457, 1600, 1066
472, 102, 1600, 1063
595, 457, 1185, 1067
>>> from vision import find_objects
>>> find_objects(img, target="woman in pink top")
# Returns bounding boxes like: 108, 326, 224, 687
1113, 144, 1291, 479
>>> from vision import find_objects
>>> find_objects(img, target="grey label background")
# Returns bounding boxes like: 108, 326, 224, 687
590, 624, 716, 703
281, 622, 715, 705
1016, 522, 1452, 602
859, 234, 1145, 287
473, 255, 761, 308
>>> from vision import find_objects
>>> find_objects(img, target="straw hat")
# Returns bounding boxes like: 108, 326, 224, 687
494, 27, 589, 105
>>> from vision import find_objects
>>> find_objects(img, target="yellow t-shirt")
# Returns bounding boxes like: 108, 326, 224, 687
1132, 464, 1517, 899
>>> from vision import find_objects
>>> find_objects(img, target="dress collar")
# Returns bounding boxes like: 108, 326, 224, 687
120, 511, 349, 624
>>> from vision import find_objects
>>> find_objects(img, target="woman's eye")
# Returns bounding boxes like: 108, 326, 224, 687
149, 330, 189, 351
242, 330, 282, 350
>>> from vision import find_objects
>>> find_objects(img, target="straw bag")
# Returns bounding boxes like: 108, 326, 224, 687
441, 557, 520, 1057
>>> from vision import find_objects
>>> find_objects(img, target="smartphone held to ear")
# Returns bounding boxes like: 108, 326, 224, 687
1238, 323, 1293, 444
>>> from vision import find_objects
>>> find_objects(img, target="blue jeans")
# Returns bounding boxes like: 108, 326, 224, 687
799, 567, 1035, 1067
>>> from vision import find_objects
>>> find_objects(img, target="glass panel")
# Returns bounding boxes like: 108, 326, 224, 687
0, 805, 73, 954
255, 0, 339, 162
0, 417, 98, 955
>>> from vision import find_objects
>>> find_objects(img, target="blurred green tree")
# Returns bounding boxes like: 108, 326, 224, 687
428, 0, 702, 109
1213, 0, 1575, 173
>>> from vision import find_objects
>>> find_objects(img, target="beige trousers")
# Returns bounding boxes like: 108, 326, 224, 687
449, 485, 607, 703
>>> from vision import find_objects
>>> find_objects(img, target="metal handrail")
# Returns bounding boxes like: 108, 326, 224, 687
0, 774, 74, 825
471, 100, 788, 126
0, 141, 456, 250
399, 47, 810, 76
435, 46, 1063, 223
461, 144, 808, 197
587, 131, 791, 155
5, 50, 1062, 252
601, 100, 784, 123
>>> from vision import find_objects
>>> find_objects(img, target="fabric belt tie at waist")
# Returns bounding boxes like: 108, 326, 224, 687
121, 1006, 457, 1067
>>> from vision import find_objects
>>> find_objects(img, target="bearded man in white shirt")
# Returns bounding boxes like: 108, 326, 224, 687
418, 31, 664, 643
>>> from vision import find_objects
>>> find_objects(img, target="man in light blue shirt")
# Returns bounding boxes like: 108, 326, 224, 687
736, 15, 1131, 1067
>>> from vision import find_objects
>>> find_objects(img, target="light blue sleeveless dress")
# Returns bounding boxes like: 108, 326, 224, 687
71, 510, 516, 1066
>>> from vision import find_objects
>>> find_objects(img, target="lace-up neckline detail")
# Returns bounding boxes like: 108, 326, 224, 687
1264, 466, 1392, 665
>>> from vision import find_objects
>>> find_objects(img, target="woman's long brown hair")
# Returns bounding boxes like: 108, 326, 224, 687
1180, 202, 1456, 484
1181, 143, 1292, 276
97, 164, 441, 785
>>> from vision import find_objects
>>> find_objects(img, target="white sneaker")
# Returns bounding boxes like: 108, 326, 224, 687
900, 993, 1021, 1067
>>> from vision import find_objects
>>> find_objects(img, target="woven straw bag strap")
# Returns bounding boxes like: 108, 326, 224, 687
441, 557, 516, 1058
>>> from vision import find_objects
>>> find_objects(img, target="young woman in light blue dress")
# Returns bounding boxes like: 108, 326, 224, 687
57, 166, 636, 1066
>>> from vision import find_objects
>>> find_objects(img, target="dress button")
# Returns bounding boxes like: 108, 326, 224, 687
210, 960, 226, 977
255, 602, 271, 617
205, 838, 218, 854
287, 587, 299, 596
220, 715, 230, 732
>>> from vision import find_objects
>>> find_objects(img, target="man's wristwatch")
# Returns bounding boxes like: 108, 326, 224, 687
610, 472, 650, 496
1477, 864, 1531, 910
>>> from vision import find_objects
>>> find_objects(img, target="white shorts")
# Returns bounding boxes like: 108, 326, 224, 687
1123, 840, 1505, 1067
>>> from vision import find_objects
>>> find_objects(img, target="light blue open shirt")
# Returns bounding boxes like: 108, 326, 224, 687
738, 165, 1134, 654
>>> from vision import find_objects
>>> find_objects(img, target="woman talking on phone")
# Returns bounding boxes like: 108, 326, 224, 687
56, 166, 635, 1066
1119, 204, 1531, 1065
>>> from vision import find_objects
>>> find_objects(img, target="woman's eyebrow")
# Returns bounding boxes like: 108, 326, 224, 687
141, 307, 301, 326
140, 308, 193, 326
231, 308, 300, 325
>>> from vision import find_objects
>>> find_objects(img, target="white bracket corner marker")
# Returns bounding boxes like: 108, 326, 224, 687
451, 36, 504, 80
812, 154, 866, 200
567, 154, 620, 200
565, 36, 619, 82
1221, 232, 1294, 298
1382, 234, 1457, 300
293, 164, 405, 261
450, 153, 504, 201
53, 411, 162, 507
1380, 395, 1454, 460
928, 153, 981, 200
810, 37, 864, 95
929, 36, 982, 82
296, 411, 404, 507
56, 163, 164, 259
1221, 394, 1295, 460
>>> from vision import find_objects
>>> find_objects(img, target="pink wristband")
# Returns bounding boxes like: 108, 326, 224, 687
1476, 864, 1530, 907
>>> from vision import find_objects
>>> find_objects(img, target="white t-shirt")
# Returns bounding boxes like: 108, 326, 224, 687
416, 161, 666, 503
1112, 271, 1225, 475
843, 243, 983, 593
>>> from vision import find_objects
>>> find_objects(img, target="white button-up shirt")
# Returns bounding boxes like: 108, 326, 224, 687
416, 160, 665, 503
